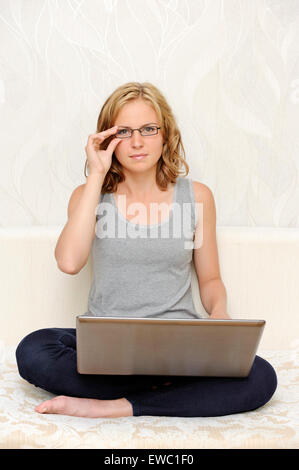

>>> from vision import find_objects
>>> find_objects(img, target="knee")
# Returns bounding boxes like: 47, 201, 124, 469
251, 355, 278, 408
15, 329, 50, 381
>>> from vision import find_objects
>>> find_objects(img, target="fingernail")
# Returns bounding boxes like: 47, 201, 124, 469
41, 407, 48, 413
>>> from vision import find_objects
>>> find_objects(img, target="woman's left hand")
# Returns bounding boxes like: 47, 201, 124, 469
209, 312, 231, 319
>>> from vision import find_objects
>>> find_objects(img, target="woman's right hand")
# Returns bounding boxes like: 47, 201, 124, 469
85, 126, 121, 176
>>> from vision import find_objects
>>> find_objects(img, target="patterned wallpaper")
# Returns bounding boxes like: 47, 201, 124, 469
0, 0, 298, 227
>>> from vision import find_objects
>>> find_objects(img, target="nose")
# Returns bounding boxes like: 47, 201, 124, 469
130, 129, 144, 147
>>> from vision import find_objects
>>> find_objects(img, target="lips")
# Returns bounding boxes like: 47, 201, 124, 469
130, 154, 148, 160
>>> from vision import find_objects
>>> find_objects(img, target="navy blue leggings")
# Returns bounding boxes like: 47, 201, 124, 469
15, 327, 277, 417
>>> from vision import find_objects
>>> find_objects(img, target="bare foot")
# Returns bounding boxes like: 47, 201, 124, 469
35, 395, 133, 418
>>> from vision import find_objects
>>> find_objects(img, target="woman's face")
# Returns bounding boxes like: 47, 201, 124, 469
113, 99, 164, 172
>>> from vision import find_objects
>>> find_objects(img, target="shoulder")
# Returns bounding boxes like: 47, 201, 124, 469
191, 180, 217, 227
69, 183, 86, 202
191, 180, 215, 204
73, 183, 86, 193
67, 183, 86, 218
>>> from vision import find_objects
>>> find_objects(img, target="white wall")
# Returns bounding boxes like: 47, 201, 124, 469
0, 0, 298, 227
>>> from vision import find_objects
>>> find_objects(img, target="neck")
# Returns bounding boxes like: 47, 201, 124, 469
119, 168, 159, 199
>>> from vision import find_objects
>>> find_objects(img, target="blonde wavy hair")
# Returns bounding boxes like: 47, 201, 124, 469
84, 82, 189, 193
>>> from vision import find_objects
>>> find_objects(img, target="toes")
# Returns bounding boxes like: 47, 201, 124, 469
35, 402, 49, 413
35, 395, 67, 414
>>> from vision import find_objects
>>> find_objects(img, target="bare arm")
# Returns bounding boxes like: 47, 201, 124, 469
199, 278, 229, 319
55, 125, 121, 274
54, 173, 105, 274
193, 181, 230, 319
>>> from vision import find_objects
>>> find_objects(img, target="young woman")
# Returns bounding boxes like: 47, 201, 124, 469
15, 82, 277, 418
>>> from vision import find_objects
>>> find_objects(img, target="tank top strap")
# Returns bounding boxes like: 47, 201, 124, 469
99, 191, 105, 204
176, 176, 198, 232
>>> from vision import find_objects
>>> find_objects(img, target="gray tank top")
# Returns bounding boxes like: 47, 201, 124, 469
85, 176, 202, 319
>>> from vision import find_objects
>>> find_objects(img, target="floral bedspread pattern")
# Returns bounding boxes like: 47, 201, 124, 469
0, 341, 298, 449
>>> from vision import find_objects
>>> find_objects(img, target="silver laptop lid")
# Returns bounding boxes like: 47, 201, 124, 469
76, 316, 265, 378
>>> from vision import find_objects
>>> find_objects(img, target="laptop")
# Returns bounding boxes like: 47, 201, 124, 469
76, 315, 265, 378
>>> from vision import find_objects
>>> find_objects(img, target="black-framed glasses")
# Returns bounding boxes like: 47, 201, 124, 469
115, 125, 161, 139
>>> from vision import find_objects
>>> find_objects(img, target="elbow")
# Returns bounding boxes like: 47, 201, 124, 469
57, 264, 79, 275
56, 259, 80, 275
54, 248, 88, 275
54, 247, 80, 275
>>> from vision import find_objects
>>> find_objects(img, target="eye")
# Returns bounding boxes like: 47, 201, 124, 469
117, 128, 129, 135
145, 126, 155, 131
